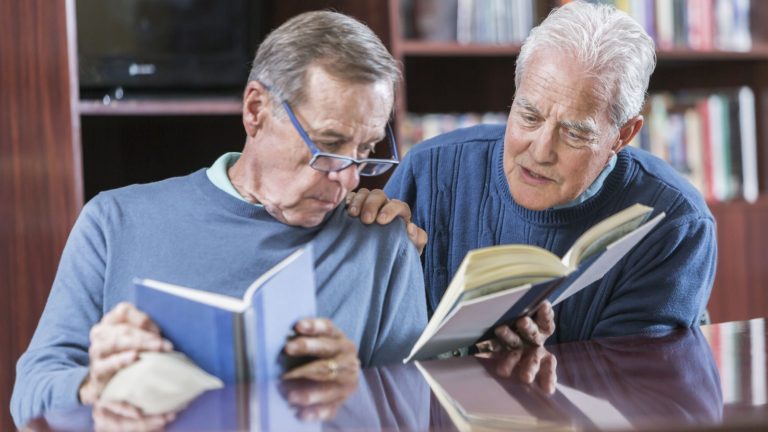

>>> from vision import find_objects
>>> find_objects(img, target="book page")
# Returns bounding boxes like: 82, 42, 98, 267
423, 244, 561, 351
561, 203, 653, 269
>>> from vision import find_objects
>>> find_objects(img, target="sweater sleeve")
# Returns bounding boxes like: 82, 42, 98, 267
587, 214, 717, 339
11, 197, 110, 427
368, 237, 428, 366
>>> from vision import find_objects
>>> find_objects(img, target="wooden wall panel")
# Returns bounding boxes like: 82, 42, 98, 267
0, 0, 81, 428
708, 200, 768, 324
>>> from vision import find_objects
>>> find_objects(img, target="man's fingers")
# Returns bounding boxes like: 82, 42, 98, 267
283, 354, 359, 381
93, 400, 174, 432
375, 198, 412, 225
345, 189, 370, 217
297, 404, 340, 422
90, 324, 172, 358
494, 325, 524, 349
284, 380, 356, 407
514, 316, 546, 346
494, 349, 523, 378
100, 302, 161, 334
294, 318, 345, 339
533, 301, 555, 336
517, 347, 544, 384
536, 353, 558, 395
91, 350, 138, 381
407, 222, 428, 255
358, 189, 391, 224
284, 335, 357, 359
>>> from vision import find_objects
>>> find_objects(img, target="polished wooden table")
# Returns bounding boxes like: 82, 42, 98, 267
25, 319, 768, 431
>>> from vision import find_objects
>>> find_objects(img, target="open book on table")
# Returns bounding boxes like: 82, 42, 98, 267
132, 246, 316, 384
416, 356, 631, 431
405, 203, 665, 362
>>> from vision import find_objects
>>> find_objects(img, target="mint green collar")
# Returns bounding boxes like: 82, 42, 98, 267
206, 152, 262, 205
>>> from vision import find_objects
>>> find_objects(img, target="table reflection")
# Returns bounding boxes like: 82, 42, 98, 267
28, 319, 768, 431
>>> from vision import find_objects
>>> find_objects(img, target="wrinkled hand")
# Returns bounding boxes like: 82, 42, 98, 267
282, 318, 360, 382
346, 188, 427, 255
477, 301, 555, 352
92, 400, 176, 432
476, 345, 558, 395
79, 303, 173, 404
280, 377, 359, 422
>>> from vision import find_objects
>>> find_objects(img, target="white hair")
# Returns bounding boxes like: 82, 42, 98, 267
515, 1, 656, 128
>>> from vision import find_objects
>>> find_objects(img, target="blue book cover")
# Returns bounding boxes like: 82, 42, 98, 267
133, 246, 316, 384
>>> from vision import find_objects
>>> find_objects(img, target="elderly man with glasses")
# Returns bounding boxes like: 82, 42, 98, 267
12, 11, 428, 425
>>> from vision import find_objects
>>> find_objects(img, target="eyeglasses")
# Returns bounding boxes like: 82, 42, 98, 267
282, 101, 399, 176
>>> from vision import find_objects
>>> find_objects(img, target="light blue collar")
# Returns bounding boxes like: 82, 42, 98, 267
553, 153, 617, 209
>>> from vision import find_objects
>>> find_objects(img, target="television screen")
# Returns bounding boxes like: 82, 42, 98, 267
77, 0, 263, 93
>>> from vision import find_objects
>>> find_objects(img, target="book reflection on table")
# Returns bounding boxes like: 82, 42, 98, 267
417, 326, 723, 431
416, 355, 631, 431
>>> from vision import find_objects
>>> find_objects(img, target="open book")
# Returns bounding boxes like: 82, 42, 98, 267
132, 247, 316, 384
416, 356, 631, 431
405, 204, 665, 362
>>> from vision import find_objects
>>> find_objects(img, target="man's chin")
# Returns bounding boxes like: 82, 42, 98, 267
510, 188, 562, 211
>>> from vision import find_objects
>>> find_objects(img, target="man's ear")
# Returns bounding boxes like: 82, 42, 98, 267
242, 80, 271, 137
614, 115, 644, 152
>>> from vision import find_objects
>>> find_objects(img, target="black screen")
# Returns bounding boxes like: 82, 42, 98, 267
77, 0, 261, 92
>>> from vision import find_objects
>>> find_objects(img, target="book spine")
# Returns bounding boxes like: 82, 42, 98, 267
233, 313, 248, 382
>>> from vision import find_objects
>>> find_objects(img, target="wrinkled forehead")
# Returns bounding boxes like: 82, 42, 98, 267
300, 66, 394, 127
516, 50, 614, 123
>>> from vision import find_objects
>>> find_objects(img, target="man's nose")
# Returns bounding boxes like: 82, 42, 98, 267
528, 124, 557, 164
327, 164, 360, 190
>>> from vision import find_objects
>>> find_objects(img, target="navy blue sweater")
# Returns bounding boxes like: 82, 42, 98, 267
385, 124, 716, 342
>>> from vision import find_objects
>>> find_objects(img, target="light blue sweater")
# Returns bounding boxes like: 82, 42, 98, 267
11, 169, 427, 426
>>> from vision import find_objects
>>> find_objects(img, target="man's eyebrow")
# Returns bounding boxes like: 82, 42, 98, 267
515, 97, 598, 136
514, 98, 542, 116
559, 119, 598, 136
309, 128, 350, 141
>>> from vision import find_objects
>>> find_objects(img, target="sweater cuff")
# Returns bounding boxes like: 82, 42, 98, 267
55, 366, 90, 409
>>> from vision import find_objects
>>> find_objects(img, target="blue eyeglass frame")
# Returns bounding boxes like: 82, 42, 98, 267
281, 101, 399, 176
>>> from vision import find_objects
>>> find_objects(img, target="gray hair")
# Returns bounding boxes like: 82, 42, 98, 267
248, 10, 401, 111
515, 1, 656, 128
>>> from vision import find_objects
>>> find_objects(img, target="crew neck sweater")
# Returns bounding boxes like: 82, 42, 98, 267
12, 169, 427, 426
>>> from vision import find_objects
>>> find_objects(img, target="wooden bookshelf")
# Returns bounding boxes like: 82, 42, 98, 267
78, 97, 243, 116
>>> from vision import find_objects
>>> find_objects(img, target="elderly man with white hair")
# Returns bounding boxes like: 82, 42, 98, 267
354, 0, 716, 344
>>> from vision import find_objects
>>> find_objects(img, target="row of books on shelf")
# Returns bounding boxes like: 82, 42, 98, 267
702, 319, 766, 406
402, 0, 535, 44
400, 112, 508, 153
402, 86, 758, 203
632, 86, 758, 203
404, 0, 753, 52
574, 0, 752, 51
